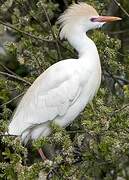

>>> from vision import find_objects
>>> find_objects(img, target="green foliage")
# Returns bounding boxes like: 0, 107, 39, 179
0, 0, 129, 179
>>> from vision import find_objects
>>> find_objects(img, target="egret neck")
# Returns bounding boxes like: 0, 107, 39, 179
67, 30, 98, 58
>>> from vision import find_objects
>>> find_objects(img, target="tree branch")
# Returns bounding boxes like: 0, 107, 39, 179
0, 20, 55, 43
0, 63, 18, 76
115, 103, 129, 113
113, 0, 129, 18
42, 5, 62, 59
111, 103, 129, 116
62, 0, 68, 8
108, 29, 129, 35
0, 71, 31, 85
103, 68, 129, 86
113, 75, 129, 84
0, 134, 17, 137
0, 92, 24, 107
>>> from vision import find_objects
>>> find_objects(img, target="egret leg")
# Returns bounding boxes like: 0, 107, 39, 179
38, 148, 47, 160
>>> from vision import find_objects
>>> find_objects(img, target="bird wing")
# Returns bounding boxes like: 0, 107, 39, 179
45, 74, 80, 114
11, 59, 83, 132
30, 73, 81, 125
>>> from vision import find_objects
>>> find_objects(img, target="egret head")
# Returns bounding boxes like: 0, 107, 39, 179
58, 3, 121, 39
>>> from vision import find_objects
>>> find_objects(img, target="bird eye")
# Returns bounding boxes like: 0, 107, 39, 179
90, 17, 97, 22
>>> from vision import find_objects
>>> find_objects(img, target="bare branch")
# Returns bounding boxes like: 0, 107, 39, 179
108, 29, 129, 35
113, 75, 129, 84
0, 20, 55, 43
62, 0, 68, 8
0, 63, 18, 76
57, 39, 76, 57
111, 103, 129, 116
115, 104, 129, 113
0, 133, 18, 137
42, 5, 62, 59
113, 0, 129, 18
0, 92, 24, 107
0, 71, 31, 85
103, 70, 123, 88
67, 130, 85, 134
107, 0, 119, 15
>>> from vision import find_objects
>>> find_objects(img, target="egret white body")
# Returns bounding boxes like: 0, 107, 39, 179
8, 3, 121, 143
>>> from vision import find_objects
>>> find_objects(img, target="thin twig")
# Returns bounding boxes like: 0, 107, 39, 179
0, 134, 17, 137
104, 71, 129, 84
117, 51, 129, 57
57, 39, 76, 57
0, 20, 55, 43
15, 0, 46, 31
114, 75, 129, 84
33, 55, 44, 74
103, 70, 123, 87
0, 71, 31, 85
113, 0, 129, 18
0, 63, 18, 76
42, 5, 62, 59
1, 0, 19, 20
0, 92, 24, 107
115, 104, 129, 113
109, 29, 129, 35
62, 0, 68, 8
111, 103, 129, 116
67, 130, 85, 134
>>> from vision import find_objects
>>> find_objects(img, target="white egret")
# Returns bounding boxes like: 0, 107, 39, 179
8, 3, 121, 152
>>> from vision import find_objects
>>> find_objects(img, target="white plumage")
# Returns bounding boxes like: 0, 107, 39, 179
8, 3, 121, 143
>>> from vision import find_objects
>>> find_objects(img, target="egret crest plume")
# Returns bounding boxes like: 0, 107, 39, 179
58, 3, 98, 39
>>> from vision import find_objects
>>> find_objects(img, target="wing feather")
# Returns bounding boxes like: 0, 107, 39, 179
9, 60, 83, 135
35, 74, 81, 120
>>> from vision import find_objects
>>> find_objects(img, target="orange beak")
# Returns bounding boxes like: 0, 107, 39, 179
91, 16, 122, 23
